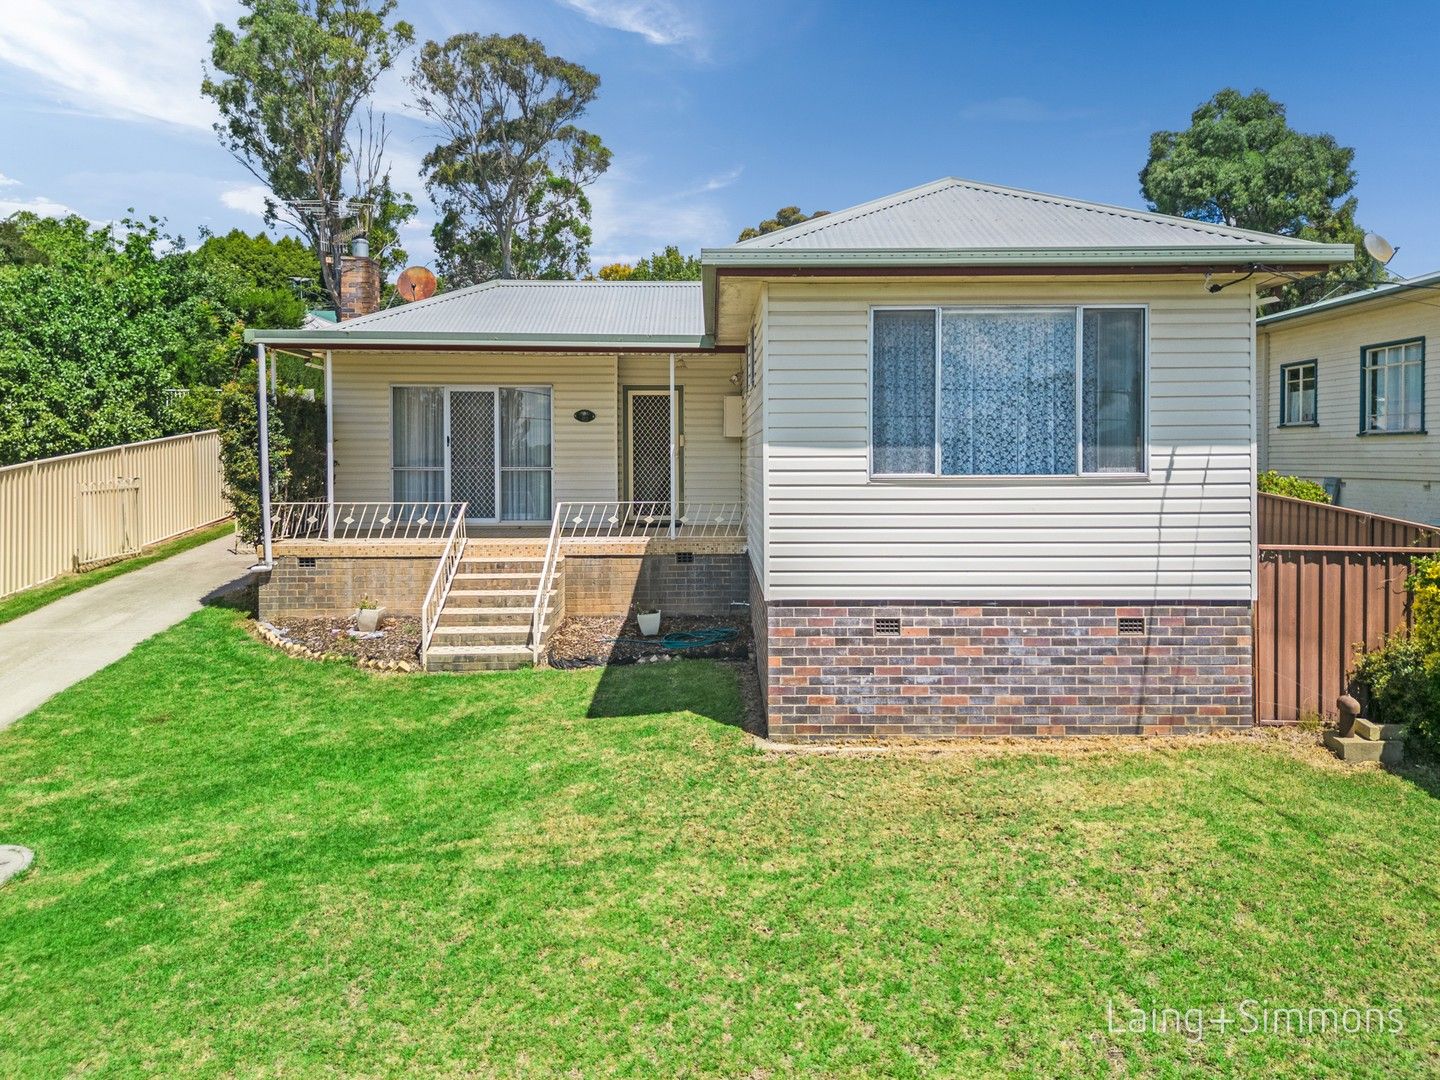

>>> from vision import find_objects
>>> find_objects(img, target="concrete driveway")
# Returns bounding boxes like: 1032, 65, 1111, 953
0, 535, 254, 730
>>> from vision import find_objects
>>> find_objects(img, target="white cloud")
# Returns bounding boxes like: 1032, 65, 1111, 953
587, 160, 731, 267
219, 183, 271, 217
0, 0, 230, 131
555, 0, 701, 48
0, 195, 81, 219
0, 173, 19, 187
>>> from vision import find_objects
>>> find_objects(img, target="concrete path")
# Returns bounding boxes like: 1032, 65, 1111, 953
0, 535, 254, 730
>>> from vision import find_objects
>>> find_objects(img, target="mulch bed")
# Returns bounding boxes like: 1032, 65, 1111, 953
262, 615, 422, 663
546, 613, 751, 668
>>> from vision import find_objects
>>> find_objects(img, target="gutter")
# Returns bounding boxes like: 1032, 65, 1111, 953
243, 329, 716, 350
697, 244, 1354, 267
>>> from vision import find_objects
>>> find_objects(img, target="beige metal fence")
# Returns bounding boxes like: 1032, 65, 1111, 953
0, 431, 229, 599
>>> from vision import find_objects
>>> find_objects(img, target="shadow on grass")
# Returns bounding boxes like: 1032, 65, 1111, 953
585, 656, 762, 736
202, 577, 259, 615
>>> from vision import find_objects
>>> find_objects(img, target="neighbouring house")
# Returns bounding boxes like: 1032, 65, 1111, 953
1257, 270, 1440, 522
245, 178, 1349, 741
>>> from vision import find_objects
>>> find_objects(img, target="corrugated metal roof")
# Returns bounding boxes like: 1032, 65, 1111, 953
712, 177, 1340, 253
331, 279, 703, 339
1257, 269, 1440, 327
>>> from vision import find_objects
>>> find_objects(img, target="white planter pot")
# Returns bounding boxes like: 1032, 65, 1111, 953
356, 607, 384, 632
637, 611, 661, 636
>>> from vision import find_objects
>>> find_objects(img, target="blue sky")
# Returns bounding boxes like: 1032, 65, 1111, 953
1, 0, 1437, 276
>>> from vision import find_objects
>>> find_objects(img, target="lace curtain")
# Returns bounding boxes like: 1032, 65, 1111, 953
872, 311, 937, 473
940, 311, 1076, 475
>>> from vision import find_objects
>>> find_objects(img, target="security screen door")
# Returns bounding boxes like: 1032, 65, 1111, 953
446, 389, 498, 522
627, 389, 678, 508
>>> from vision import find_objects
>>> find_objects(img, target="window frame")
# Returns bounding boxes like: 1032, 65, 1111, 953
1278, 359, 1319, 428
866, 303, 1150, 480
1358, 337, 1426, 436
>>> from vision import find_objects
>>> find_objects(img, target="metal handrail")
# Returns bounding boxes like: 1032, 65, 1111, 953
420, 502, 469, 665
271, 501, 465, 542
527, 501, 746, 661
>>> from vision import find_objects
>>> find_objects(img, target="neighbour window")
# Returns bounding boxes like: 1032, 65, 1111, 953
1280, 360, 1317, 426
1362, 339, 1424, 433
871, 306, 1146, 477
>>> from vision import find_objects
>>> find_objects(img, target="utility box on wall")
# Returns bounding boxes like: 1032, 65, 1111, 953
722, 395, 743, 438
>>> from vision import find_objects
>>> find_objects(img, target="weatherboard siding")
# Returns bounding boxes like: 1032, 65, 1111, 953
744, 292, 768, 580
615, 353, 743, 505
759, 280, 1256, 601
1258, 299, 1440, 521
330, 351, 620, 508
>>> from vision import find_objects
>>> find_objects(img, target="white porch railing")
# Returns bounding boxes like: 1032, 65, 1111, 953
271, 501, 466, 542
419, 503, 469, 665
528, 501, 745, 660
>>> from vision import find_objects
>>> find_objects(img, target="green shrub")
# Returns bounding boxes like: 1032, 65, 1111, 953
218, 367, 324, 545
1350, 635, 1440, 759
1257, 470, 1331, 503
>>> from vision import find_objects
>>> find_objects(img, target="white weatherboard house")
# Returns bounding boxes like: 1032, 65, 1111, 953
1257, 269, 1440, 523
247, 178, 1349, 741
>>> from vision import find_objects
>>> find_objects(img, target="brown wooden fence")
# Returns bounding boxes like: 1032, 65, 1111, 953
1255, 494, 1440, 723
0, 431, 228, 599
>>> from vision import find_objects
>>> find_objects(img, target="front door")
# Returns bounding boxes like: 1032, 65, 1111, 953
627, 389, 679, 509
447, 389, 498, 522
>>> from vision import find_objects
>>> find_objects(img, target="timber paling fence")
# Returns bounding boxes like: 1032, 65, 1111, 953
1256, 493, 1440, 723
0, 431, 229, 599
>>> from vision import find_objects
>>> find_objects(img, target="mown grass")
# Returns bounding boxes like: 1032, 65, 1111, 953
0, 606, 1437, 1077
0, 519, 235, 625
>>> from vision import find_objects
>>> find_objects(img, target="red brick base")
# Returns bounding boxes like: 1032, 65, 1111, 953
758, 599, 1253, 741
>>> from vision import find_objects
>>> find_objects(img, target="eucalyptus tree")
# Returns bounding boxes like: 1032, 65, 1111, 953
409, 33, 612, 284
202, 0, 416, 310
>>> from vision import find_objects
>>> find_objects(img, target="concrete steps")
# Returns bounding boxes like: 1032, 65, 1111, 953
423, 554, 561, 672
1326, 703, 1407, 764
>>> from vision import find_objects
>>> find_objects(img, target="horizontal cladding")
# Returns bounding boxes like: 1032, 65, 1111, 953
330, 351, 619, 505
617, 354, 743, 505
1260, 300, 1440, 484
762, 280, 1255, 600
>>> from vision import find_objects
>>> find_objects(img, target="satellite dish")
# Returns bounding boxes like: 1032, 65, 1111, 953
1363, 232, 1396, 265
396, 266, 437, 302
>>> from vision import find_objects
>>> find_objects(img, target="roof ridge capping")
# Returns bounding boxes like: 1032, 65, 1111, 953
704, 177, 1351, 261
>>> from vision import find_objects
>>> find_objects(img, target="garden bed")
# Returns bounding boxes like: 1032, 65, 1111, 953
546, 613, 751, 668
258, 614, 422, 666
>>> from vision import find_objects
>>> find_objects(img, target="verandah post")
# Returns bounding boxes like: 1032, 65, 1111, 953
257, 343, 273, 569
669, 351, 677, 539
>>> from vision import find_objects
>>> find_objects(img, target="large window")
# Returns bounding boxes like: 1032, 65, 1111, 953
871, 306, 1146, 477
1362, 339, 1424, 434
391, 386, 446, 500
1280, 360, 1317, 426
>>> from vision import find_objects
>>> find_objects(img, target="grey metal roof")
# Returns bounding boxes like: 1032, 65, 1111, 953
702, 177, 1350, 265
1257, 269, 1440, 327
248, 279, 705, 348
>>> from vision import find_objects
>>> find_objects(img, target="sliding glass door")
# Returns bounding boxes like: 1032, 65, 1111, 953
391, 385, 553, 522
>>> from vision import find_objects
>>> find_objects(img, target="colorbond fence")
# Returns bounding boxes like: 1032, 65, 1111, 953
1256, 493, 1440, 723
0, 431, 228, 599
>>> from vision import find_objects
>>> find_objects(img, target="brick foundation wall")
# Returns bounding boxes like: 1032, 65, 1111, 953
564, 553, 748, 616
258, 555, 436, 620
763, 600, 1253, 741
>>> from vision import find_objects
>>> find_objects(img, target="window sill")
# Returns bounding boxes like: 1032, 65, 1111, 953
1357, 429, 1427, 437
868, 472, 1151, 484
1277, 422, 1318, 429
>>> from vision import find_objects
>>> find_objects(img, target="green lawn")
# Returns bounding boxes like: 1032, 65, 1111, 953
0, 519, 235, 625
1, 607, 1437, 1077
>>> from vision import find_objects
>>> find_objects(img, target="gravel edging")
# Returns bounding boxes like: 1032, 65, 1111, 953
251, 621, 421, 673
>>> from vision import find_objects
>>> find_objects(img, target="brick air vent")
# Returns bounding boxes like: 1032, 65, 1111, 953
874, 617, 901, 635
1118, 616, 1146, 635
298, 556, 317, 568
675, 551, 694, 564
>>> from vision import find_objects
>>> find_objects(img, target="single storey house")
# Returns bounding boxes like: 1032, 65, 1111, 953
1257, 270, 1440, 522
246, 178, 1349, 741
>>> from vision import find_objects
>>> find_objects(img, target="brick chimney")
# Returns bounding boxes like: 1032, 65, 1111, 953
337, 240, 381, 320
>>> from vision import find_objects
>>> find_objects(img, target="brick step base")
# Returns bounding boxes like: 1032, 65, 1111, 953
1324, 731, 1404, 765
426, 644, 533, 672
